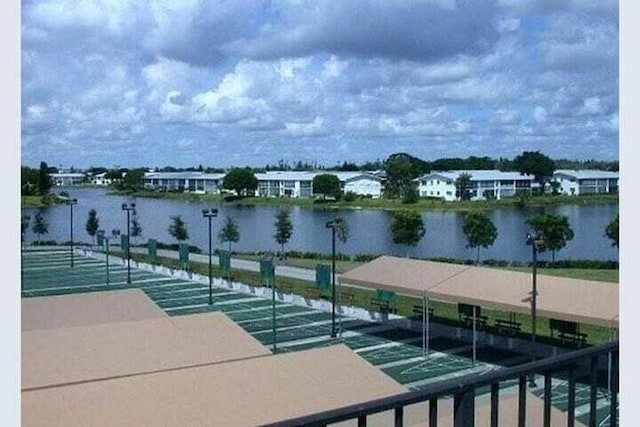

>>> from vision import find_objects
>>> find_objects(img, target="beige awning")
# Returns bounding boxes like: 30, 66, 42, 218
22, 289, 167, 331
22, 345, 408, 427
340, 256, 618, 328
22, 312, 271, 390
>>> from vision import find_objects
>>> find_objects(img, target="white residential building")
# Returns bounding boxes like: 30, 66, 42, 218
415, 170, 535, 201
552, 170, 619, 196
50, 173, 85, 186
142, 171, 382, 198
256, 171, 383, 198
90, 172, 112, 186
143, 172, 225, 194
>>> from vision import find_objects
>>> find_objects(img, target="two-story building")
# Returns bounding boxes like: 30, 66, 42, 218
50, 173, 86, 186
255, 171, 382, 198
415, 170, 535, 201
552, 170, 619, 195
143, 172, 226, 194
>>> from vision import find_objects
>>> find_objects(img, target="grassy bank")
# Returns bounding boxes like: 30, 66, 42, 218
21, 195, 69, 208
120, 250, 615, 346
109, 189, 618, 212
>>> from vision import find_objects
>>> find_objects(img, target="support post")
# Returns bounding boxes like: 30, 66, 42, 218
472, 305, 477, 366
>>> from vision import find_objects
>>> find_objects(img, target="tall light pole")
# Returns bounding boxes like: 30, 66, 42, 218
202, 208, 219, 305
526, 232, 544, 387
66, 198, 78, 267
326, 218, 344, 338
21, 214, 31, 288
121, 203, 135, 284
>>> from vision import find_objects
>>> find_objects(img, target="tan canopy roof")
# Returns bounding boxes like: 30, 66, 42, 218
22, 345, 407, 427
22, 289, 167, 331
341, 256, 618, 328
22, 312, 270, 390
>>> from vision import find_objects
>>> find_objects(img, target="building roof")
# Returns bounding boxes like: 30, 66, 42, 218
22, 289, 167, 331
340, 256, 618, 328
22, 345, 407, 427
255, 171, 381, 182
22, 312, 270, 390
553, 169, 619, 180
417, 170, 534, 182
49, 173, 85, 178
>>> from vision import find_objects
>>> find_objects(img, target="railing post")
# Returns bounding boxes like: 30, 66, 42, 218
609, 350, 618, 427
394, 407, 403, 427
357, 415, 367, 427
589, 355, 598, 427
544, 372, 552, 427
429, 398, 438, 426
453, 388, 475, 427
490, 382, 499, 427
518, 375, 527, 427
567, 365, 576, 427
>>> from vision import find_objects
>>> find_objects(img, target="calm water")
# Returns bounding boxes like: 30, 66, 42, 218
22, 188, 619, 262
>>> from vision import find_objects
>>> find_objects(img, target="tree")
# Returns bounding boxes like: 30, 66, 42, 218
222, 168, 258, 197
21, 166, 39, 196
131, 208, 142, 245
401, 183, 419, 204
605, 213, 619, 247
390, 209, 426, 256
273, 209, 293, 259
383, 153, 424, 198
218, 216, 240, 252
168, 215, 189, 242
38, 161, 52, 195
312, 174, 341, 200
526, 213, 574, 262
119, 168, 146, 192
85, 209, 100, 245
21, 215, 31, 244
32, 212, 49, 244
462, 212, 498, 264
455, 172, 473, 201
513, 151, 555, 190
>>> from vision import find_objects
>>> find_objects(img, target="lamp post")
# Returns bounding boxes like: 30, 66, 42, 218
21, 214, 31, 287
202, 208, 219, 305
325, 218, 344, 338
65, 198, 78, 267
526, 232, 544, 387
121, 203, 135, 284
111, 229, 120, 286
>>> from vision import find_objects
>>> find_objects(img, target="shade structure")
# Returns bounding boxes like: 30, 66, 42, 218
22, 312, 270, 390
22, 289, 167, 331
341, 256, 618, 328
22, 345, 408, 427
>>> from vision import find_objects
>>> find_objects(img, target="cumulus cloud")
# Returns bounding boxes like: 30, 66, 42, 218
20, 0, 619, 167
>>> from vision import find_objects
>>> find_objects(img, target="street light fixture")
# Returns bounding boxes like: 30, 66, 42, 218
526, 231, 544, 387
65, 198, 78, 267
121, 203, 135, 284
326, 218, 344, 338
202, 208, 219, 305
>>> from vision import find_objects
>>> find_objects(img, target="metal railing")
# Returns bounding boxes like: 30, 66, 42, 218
260, 341, 618, 427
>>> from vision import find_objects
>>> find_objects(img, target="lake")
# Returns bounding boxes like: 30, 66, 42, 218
22, 188, 619, 262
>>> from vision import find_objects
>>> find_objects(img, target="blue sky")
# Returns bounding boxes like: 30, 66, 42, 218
21, 0, 619, 169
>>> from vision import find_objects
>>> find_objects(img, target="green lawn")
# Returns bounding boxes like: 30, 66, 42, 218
110, 190, 618, 213
125, 251, 617, 346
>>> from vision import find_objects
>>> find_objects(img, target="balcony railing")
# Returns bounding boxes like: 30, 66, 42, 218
260, 341, 618, 427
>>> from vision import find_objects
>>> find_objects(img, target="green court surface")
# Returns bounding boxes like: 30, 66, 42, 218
21, 249, 617, 425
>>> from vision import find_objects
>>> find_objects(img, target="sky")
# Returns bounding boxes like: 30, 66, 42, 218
20, 0, 619, 169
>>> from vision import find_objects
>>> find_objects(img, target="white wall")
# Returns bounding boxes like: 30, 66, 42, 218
344, 178, 382, 198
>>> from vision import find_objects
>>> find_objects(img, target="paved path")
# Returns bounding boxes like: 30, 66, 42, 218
129, 247, 341, 283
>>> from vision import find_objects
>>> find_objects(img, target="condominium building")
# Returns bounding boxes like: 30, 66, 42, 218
552, 170, 619, 195
415, 170, 535, 201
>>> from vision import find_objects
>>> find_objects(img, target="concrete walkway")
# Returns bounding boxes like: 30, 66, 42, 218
128, 247, 341, 284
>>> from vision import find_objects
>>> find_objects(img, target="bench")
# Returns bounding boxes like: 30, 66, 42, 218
494, 318, 522, 336
411, 304, 434, 320
558, 331, 588, 347
461, 314, 488, 329
370, 298, 396, 314
339, 291, 355, 306
549, 318, 587, 347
